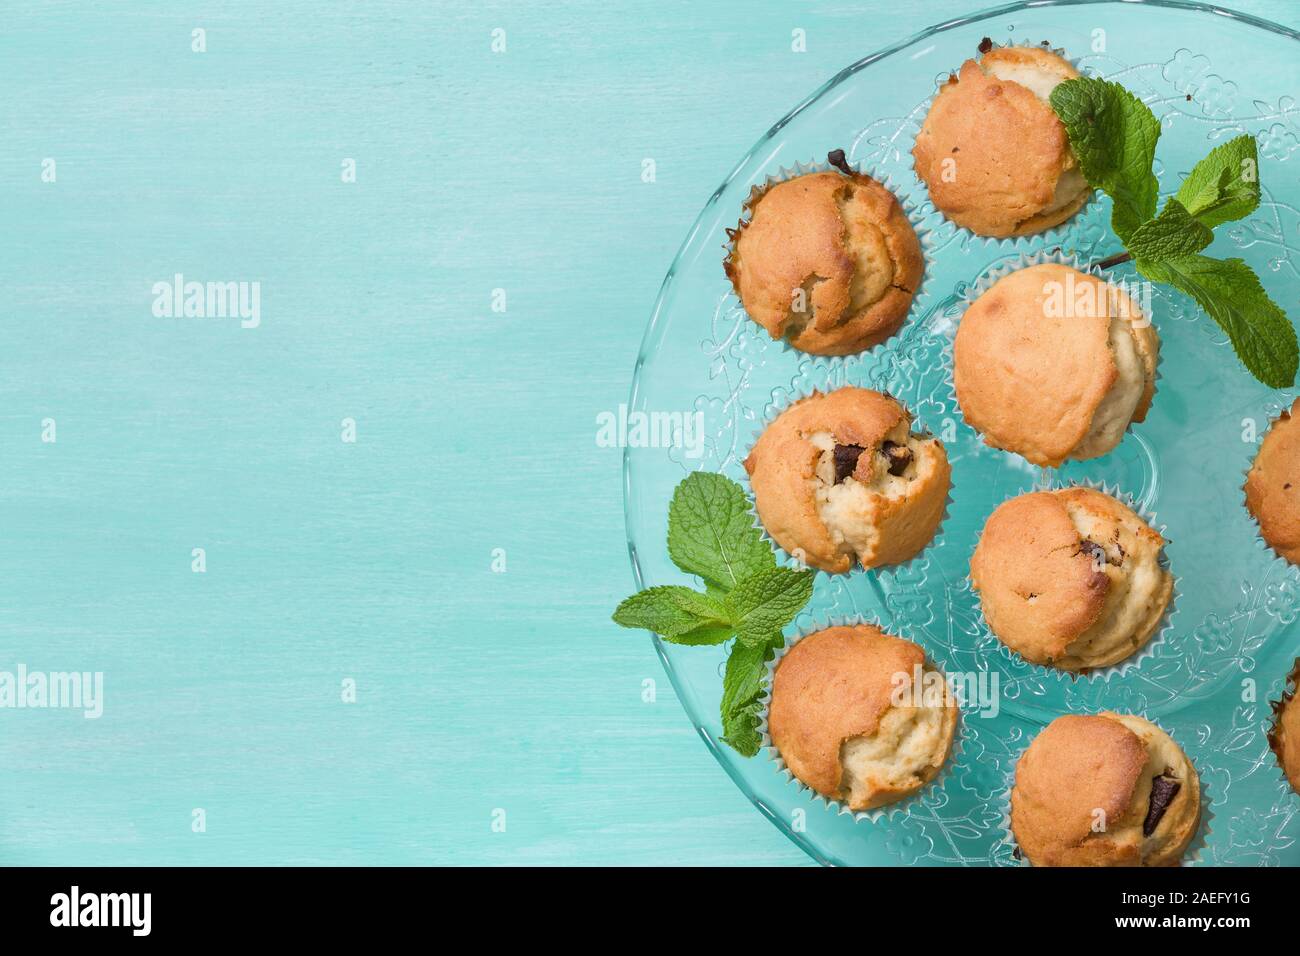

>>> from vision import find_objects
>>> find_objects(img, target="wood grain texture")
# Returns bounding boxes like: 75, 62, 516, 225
0, 0, 1294, 866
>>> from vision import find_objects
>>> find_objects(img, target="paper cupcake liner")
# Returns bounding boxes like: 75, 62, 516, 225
738, 374, 955, 583
758, 611, 965, 824
905, 37, 1102, 252
967, 476, 1179, 684
1267, 658, 1300, 791
721, 154, 934, 365
998, 714, 1215, 867
941, 247, 1163, 470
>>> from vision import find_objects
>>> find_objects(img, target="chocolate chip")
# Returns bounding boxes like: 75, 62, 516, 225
1186, 94, 1193, 101
832, 443, 865, 483
1143, 774, 1181, 836
1286, 483, 1292, 490
827, 149, 852, 176
1012, 845, 1022, 860
881, 440, 912, 477
978, 36, 993, 54
1077, 539, 1106, 567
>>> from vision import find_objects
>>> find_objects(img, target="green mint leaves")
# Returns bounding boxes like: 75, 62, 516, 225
1126, 198, 1212, 260
1050, 78, 1159, 241
612, 471, 812, 757
1138, 255, 1296, 388
1050, 76, 1297, 388
666, 471, 774, 592
611, 586, 734, 645
1175, 134, 1262, 229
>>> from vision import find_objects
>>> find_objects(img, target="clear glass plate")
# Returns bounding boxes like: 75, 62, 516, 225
623, 0, 1300, 865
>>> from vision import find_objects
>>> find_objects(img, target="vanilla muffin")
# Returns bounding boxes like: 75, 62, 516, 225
971, 487, 1172, 672
724, 156, 924, 356
954, 263, 1159, 466
769, 624, 958, 811
1011, 713, 1200, 866
1245, 399, 1300, 564
744, 387, 950, 573
913, 45, 1090, 236
1269, 659, 1300, 795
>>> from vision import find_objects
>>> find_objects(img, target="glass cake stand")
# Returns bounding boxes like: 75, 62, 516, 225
623, 0, 1300, 866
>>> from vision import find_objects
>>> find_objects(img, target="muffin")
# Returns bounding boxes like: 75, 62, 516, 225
1269, 659, 1300, 795
768, 624, 958, 811
724, 157, 924, 356
744, 387, 950, 573
912, 45, 1090, 236
954, 263, 1159, 466
1245, 398, 1300, 564
1011, 712, 1201, 866
970, 487, 1172, 672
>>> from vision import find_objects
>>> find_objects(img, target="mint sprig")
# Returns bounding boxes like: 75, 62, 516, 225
1050, 77, 1298, 388
612, 471, 812, 757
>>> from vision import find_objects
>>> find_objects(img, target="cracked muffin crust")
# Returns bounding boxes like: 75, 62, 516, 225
1245, 398, 1300, 564
744, 387, 950, 573
1011, 712, 1201, 867
912, 45, 1090, 237
1269, 659, 1300, 795
724, 165, 924, 356
954, 263, 1159, 467
970, 487, 1172, 672
768, 624, 958, 812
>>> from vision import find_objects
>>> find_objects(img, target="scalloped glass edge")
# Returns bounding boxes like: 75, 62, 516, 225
621, 0, 1300, 867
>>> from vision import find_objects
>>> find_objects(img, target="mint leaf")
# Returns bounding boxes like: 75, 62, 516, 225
1050, 77, 1160, 241
667, 471, 774, 590
725, 566, 813, 646
614, 473, 815, 758
1137, 255, 1298, 388
612, 586, 734, 645
1126, 198, 1213, 260
719, 637, 780, 757
1175, 134, 1260, 229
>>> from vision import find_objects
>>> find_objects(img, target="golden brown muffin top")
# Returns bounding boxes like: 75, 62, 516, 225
912, 47, 1083, 237
1012, 712, 1200, 867
744, 387, 908, 571
725, 169, 923, 356
971, 489, 1110, 660
768, 624, 926, 799
1014, 714, 1148, 855
954, 263, 1156, 467
1245, 398, 1300, 565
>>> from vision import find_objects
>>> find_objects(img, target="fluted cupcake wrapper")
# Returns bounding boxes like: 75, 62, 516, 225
738, 372, 956, 583
721, 156, 934, 365
998, 714, 1215, 867
758, 611, 965, 824
967, 476, 1179, 684
1265, 654, 1300, 795
940, 247, 1163, 472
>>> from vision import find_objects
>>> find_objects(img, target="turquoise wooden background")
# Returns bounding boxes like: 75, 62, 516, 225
2, 0, 1296, 866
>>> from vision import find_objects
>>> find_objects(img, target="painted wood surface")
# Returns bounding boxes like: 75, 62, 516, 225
1, 0, 1295, 865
